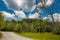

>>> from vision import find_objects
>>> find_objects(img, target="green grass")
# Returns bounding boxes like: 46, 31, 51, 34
15, 32, 60, 40
0, 32, 2, 38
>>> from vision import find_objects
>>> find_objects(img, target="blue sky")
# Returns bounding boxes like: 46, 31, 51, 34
0, 0, 60, 21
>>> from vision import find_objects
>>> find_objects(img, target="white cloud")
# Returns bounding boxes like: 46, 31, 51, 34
37, 0, 54, 9
2, 11, 15, 19
43, 17, 48, 20
3, 0, 20, 11
21, 0, 36, 12
3, 0, 36, 12
31, 5, 36, 12
37, 2, 43, 8
43, 16, 52, 21
37, 2, 43, 13
43, 13, 60, 22
2, 11, 26, 21
14, 11, 26, 19
29, 12, 40, 19
53, 13, 60, 21
45, 0, 54, 6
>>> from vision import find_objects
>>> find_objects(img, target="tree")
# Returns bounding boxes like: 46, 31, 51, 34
53, 22, 60, 35
37, 0, 55, 33
0, 12, 4, 30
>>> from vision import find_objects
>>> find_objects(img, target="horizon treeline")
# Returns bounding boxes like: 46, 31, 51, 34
0, 12, 60, 35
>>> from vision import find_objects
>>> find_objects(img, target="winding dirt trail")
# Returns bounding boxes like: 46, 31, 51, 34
0, 32, 33, 40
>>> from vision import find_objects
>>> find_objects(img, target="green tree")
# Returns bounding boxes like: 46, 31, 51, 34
0, 12, 4, 30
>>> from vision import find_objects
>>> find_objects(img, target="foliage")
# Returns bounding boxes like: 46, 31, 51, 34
0, 12, 60, 35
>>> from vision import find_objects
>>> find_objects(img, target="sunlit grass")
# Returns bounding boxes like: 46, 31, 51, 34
15, 32, 60, 40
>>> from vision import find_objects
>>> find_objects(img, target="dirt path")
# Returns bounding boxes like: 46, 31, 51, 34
0, 32, 33, 40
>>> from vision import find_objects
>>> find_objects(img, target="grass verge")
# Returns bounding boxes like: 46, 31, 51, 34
15, 32, 60, 40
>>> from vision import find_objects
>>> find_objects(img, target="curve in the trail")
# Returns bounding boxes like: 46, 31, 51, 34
0, 32, 33, 40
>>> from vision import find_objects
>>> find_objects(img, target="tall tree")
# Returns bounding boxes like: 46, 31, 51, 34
37, 0, 55, 32
0, 12, 4, 30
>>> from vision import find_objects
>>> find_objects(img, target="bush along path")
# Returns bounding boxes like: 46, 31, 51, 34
0, 32, 2, 39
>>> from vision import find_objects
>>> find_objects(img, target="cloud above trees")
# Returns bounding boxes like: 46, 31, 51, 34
29, 12, 40, 19
2, 11, 15, 19
43, 13, 60, 22
3, 0, 36, 12
2, 0, 55, 21
14, 11, 27, 19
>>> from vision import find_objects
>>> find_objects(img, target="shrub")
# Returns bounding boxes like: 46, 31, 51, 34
0, 32, 2, 38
